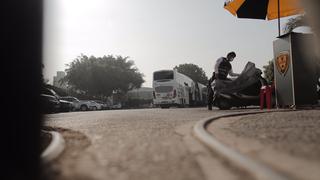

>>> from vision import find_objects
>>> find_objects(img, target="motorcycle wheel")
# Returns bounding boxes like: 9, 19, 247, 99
217, 98, 231, 110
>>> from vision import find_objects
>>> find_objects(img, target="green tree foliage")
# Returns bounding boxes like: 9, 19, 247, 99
63, 54, 144, 97
263, 60, 274, 84
174, 63, 208, 84
284, 15, 308, 34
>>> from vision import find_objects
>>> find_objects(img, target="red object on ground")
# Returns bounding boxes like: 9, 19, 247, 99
260, 85, 273, 109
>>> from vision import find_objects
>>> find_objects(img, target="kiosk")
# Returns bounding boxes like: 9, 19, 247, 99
273, 32, 318, 108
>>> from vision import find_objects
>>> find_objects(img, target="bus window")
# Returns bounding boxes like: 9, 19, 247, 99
154, 71, 173, 81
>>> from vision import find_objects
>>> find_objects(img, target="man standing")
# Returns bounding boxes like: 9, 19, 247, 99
214, 51, 240, 80
208, 51, 240, 110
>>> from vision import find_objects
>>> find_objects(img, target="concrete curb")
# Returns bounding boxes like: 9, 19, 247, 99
193, 109, 293, 180
41, 130, 65, 163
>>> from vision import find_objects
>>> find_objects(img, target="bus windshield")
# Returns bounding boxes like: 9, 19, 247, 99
155, 86, 173, 93
154, 71, 173, 81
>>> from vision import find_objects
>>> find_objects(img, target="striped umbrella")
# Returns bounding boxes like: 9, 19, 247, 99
224, 0, 304, 36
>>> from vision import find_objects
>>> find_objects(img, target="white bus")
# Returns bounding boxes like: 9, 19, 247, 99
152, 69, 207, 108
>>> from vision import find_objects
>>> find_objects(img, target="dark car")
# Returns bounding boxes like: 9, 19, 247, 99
40, 94, 60, 113
41, 87, 73, 112
59, 99, 73, 112
41, 87, 58, 97
60, 96, 80, 111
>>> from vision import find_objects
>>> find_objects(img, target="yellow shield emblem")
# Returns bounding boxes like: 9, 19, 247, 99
276, 52, 290, 76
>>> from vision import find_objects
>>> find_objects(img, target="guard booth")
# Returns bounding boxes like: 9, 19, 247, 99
273, 32, 318, 108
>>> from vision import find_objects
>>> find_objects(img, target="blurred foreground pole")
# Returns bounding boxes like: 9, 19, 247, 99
3, 0, 43, 180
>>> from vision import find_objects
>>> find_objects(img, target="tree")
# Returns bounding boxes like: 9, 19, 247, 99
284, 15, 308, 34
263, 60, 274, 84
63, 54, 144, 98
174, 63, 208, 84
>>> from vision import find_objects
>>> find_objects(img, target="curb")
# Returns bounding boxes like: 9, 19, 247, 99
193, 109, 293, 180
41, 130, 65, 163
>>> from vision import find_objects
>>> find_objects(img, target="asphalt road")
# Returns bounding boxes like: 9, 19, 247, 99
43, 108, 241, 180
43, 108, 320, 180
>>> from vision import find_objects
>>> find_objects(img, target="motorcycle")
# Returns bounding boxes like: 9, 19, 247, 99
208, 62, 269, 110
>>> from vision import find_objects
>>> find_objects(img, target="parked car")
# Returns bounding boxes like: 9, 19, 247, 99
89, 101, 102, 110
94, 100, 109, 110
60, 96, 81, 111
60, 96, 95, 111
111, 103, 122, 109
59, 99, 73, 112
41, 88, 73, 112
40, 94, 60, 113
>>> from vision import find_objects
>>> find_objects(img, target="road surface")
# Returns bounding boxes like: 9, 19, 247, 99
43, 108, 320, 180
43, 108, 245, 180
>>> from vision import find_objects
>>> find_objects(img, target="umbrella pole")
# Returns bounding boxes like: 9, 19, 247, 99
278, 0, 280, 36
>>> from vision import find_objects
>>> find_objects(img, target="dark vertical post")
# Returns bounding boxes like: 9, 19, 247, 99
3, 0, 43, 180
278, 0, 281, 36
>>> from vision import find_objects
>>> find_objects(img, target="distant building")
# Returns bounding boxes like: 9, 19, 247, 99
53, 71, 67, 89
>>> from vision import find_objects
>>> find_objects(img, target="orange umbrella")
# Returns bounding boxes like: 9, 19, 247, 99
224, 0, 304, 36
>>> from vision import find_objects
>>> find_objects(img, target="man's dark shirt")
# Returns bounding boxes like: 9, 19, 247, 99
215, 57, 232, 80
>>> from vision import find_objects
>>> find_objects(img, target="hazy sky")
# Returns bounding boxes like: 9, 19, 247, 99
43, 0, 296, 87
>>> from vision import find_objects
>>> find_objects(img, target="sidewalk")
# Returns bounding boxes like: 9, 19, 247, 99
207, 110, 320, 180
